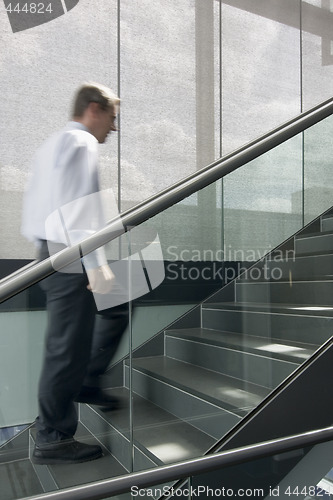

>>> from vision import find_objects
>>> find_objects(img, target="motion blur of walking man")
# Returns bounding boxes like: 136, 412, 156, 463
21, 83, 127, 464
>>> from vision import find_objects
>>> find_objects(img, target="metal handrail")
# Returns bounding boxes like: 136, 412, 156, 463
21, 426, 333, 500
1, 96, 333, 304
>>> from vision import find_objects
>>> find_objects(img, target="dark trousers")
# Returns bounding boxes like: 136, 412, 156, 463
83, 305, 128, 387
36, 243, 128, 444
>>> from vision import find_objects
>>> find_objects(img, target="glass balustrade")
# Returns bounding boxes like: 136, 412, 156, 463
123, 113, 333, 472
0, 112, 333, 498
128, 435, 333, 500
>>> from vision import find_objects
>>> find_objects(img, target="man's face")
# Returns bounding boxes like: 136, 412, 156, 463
95, 105, 118, 143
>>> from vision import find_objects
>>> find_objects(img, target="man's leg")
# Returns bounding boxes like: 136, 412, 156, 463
76, 303, 129, 406
35, 268, 99, 455
83, 303, 129, 387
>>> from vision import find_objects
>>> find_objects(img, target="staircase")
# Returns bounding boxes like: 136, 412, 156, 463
1, 207, 333, 499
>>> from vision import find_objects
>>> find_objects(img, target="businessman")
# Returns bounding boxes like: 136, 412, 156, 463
22, 83, 126, 464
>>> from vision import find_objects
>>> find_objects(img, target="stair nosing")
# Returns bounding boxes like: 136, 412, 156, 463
202, 302, 333, 318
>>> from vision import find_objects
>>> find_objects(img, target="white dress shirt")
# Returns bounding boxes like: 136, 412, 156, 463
21, 121, 107, 270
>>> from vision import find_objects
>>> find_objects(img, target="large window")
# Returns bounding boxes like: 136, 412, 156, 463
1, 0, 332, 263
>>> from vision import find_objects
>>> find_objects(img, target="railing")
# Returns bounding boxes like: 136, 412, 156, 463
21, 426, 333, 500
1, 96, 333, 305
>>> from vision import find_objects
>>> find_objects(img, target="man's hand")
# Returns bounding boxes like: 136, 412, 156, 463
86, 265, 115, 294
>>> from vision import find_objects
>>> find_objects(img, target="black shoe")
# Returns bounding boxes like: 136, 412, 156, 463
32, 439, 103, 465
75, 386, 121, 409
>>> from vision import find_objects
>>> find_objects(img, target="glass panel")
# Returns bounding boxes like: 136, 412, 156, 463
220, 0, 301, 155
1, 0, 331, 286
224, 135, 303, 260
0, 1, 117, 266
2, 0, 333, 497
2, 111, 333, 497
0, 240, 132, 496
120, 0, 200, 211
126, 115, 333, 475
304, 115, 333, 223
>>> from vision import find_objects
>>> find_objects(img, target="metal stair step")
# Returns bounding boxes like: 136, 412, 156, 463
238, 252, 333, 282
165, 327, 317, 364
202, 302, 333, 345
295, 231, 333, 256
79, 387, 215, 466
234, 280, 333, 306
321, 215, 333, 232
0, 458, 44, 499
204, 302, 333, 317
164, 328, 299, 388
128, 356, 270, 417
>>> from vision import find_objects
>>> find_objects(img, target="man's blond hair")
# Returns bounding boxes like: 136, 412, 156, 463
72, 83, 120, 117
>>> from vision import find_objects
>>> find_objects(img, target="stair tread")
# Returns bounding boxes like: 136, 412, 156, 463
238, 274, 333, 283
166, 327, 318, 362
47, 452, 125, 490
265, 252, 333, 266
204, 301, 333, 317
294, 248, 333, 257
267, 251, 333, 260
83, 388, 216, 464
295, 230, 333, 257
0, 459, 44, 498
296, 229, 333, 240
240, 253, 333, 282
130, 356, 270, 415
